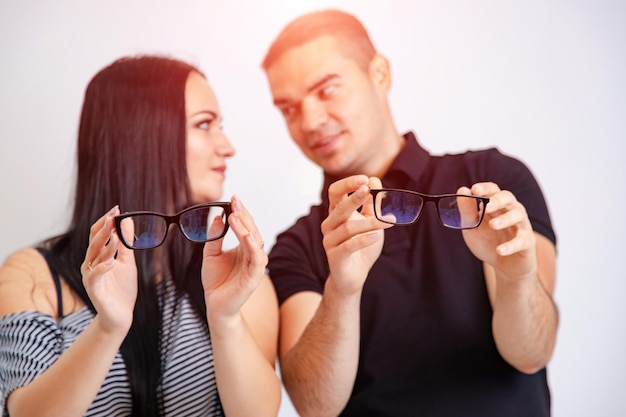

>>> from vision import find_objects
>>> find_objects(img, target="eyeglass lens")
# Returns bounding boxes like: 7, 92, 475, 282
374, 190, 486, 229
118, 205, 228, 249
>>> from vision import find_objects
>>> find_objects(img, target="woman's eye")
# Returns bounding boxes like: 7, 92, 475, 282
197, 119, 213, 130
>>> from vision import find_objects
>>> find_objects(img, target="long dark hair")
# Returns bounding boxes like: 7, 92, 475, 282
43, 55, 209, 416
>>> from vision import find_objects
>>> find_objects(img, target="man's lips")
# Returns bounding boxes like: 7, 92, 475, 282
309, 132, 341, 155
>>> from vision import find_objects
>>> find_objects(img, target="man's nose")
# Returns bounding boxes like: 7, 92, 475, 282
300, 98, 328, 132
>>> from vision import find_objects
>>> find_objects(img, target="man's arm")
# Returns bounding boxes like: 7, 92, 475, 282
486, 232, 558, 373
277, 175, 392, 417
462, 182, 559, 373
279, 287, 361, 417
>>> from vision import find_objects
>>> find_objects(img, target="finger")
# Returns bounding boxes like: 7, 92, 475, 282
224, 210, 267, 271
227, 209, 261, 253
83, 207, 119, 272
455, 186, 484, 223
325, 228, 384, 254
241, 229, 268, 268
112, 215, 136, 265
470, 182, 500, 198
322, 216, 389, 249
230, 195, 264, 246
203, 216, 226, 257
324, 183, 372, 232
457, 186, 471, 195
488, 202, 525, 228
496, 231, 535, 256
360, 177, 383, 217
116, 211, 135, 249
485, 190, 515, 213
327, 175, 369, 209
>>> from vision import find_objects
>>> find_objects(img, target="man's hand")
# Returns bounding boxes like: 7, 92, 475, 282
321, 175, 393, 296
459, 182, 537, 280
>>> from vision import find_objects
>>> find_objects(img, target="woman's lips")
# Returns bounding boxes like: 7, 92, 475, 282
212, 166, 226, 176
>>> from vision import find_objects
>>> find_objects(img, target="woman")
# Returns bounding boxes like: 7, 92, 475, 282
0, 56, 280, 416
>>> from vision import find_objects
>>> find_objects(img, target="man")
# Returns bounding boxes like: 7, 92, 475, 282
262, 9, 558, 417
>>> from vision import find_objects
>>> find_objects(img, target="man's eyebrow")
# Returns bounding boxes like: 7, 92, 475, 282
306, 74, 340, 94
273, 74, 340, 107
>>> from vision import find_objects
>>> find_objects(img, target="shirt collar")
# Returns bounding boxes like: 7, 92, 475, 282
320, 131, 430, 206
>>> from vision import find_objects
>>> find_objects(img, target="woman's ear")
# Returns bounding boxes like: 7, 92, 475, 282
369, 53, 391, 93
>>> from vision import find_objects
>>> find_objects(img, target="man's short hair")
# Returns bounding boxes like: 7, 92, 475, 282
262, 9, 377, 72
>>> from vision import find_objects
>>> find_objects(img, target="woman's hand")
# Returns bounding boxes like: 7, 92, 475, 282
81, 206, 137, 335
201, 195, 268, 319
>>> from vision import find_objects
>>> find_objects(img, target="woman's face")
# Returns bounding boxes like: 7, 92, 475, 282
185, 71, 235, 203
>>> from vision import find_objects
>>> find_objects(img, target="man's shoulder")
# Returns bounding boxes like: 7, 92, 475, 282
436, 146, 527, 173
273, 202, 327, 244
439, 145, 504, 160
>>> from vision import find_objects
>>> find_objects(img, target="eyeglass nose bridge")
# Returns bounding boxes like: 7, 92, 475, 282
402, 196, 447, 226
422, 195, 455, 228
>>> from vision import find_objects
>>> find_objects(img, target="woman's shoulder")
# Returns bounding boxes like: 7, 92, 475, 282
0, 247, 59, 318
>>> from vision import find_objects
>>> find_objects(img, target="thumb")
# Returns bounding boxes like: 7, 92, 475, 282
203, 216, 227, 257
114, 234, 136, 265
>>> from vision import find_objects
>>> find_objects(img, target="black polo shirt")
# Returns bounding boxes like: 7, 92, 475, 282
268, 132, 556, 416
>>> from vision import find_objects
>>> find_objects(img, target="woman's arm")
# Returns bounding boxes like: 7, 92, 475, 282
201, 195, 281, 417
2, 207, 138, 417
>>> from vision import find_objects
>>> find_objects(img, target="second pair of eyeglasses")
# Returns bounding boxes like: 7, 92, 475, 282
114, 189, 489, 250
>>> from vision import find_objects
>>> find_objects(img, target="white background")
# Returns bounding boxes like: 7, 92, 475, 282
1, 1, 624, 416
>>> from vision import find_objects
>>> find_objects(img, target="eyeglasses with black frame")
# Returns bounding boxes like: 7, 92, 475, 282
114, 202, 231, 250
369, 188, 490, 230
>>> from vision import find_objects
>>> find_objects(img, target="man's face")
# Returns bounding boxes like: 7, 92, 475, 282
266, 35, 388, 176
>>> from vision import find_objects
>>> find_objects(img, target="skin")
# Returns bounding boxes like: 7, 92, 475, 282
267, 35, 404, 178
185, 71, 235, 203
0, 72, 281, 417
265, 35, 559, 417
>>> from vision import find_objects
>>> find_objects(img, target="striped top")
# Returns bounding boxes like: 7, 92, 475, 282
0, 279, 224, 416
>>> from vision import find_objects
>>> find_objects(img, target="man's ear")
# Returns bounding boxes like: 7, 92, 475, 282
369, 53, 391, 93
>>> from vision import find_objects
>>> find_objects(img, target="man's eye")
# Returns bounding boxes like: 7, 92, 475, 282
320, 84, 337, 98
281, 106, 296, 118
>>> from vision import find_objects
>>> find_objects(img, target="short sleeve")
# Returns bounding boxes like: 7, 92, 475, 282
268, 205, 330, 306
0, 312, 63, 413
479, 149, 557, 246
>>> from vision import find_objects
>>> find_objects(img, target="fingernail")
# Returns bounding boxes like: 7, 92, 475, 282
248, 232, 256, 242
355, 175, 368, 185
233, 195, 243, 212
